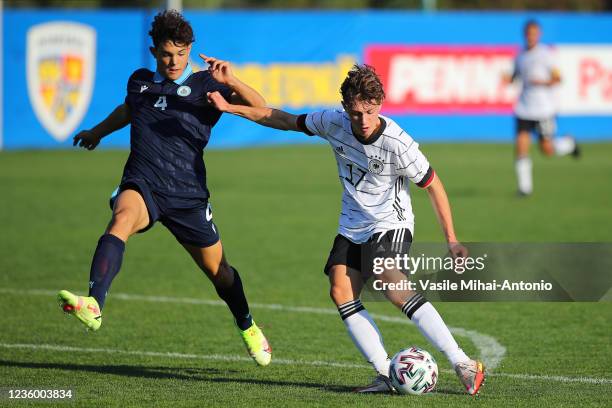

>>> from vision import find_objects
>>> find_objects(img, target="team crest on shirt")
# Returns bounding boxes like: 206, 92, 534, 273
368, 155, 384, 174
177, 86, 191, 97
26, 22, 96, 142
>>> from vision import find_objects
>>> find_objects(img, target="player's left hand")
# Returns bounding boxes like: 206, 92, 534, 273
207, 91, 230, 112
200, 53, 236, 86
73, 129, 101, 150
449, 242, 468, 259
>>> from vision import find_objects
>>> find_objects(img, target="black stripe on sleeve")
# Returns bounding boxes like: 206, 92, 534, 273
296, 114, 314, 136
416, 166, 435, 188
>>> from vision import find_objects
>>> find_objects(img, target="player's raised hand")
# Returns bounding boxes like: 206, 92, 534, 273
73, 130, 101, 150
200, 53, 235, 86
207, 91, 230, 112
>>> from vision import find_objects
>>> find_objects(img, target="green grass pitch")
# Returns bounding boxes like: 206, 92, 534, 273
0, 143, 611, 407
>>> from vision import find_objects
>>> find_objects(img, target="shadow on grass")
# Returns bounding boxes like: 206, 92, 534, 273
0, 359, 226, 381
429, 387, 467, 396
0, 360, 355, 394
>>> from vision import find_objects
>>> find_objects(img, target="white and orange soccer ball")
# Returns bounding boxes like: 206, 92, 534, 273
389, 346, 438, 395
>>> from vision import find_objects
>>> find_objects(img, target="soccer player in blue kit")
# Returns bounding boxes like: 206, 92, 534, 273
57, 10, 272, 366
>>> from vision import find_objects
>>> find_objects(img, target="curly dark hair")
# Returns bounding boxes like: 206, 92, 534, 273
340, 64, 385, 107
149, 10, 195, 49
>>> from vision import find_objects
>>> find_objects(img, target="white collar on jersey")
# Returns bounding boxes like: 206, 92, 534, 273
153, 62, 193, 85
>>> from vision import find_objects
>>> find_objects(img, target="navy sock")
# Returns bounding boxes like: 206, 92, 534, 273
88, 234, 125, 310
215, 267, 253, 330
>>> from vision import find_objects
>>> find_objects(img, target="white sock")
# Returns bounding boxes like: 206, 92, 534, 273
553, 135, 576, 156
339, 299, 390, 376
515, 156, 533, 194
402, 295, 469, 367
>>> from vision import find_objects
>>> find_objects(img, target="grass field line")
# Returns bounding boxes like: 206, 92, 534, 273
1, 288, 507, 369
1, 342, 611, 385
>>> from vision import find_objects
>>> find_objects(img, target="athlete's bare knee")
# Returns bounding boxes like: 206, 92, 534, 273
109, 209, 139, 235
111, 210, 135, 229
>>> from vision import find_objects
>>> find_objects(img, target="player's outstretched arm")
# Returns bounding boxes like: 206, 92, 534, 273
200, 53, 266, 108
73, 103, 131, 150
207, 91, 301, 132
502, 59, 518, 85
424, 173, 468, 258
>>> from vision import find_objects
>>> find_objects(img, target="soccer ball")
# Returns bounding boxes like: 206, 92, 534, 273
389, 346, 438, 395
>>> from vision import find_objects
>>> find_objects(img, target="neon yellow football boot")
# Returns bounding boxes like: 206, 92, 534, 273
240, 321, 271, 366
57, 290, 102, 331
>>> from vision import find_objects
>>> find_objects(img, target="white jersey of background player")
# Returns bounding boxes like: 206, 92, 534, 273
304, 110, 431, 243
208, 64, 486, 396
514, 42, 558, 121
504, 19, 579, 196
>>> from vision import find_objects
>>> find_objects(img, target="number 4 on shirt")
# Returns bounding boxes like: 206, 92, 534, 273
154, 96, 168, 111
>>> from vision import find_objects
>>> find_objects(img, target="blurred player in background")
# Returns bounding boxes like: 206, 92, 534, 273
57, 10, 271, 366
504, 19, 579, 196
208, 64, 486, 395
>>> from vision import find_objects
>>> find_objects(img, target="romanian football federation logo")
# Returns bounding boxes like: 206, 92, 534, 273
27, 22, 96, 142
177, 85, 191, 97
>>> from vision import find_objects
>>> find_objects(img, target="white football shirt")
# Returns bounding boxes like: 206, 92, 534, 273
300, 110, 434, 244
513, 44, 559, 120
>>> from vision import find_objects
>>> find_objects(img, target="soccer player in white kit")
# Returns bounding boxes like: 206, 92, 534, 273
207, 64, 486, 395
505, 20, 579, 196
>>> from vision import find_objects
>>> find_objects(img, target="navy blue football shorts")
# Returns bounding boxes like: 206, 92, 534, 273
109, 178, 220, 248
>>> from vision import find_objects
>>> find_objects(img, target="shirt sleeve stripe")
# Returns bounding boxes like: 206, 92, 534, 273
297, 114, 314, 135
416, 167, 435, 188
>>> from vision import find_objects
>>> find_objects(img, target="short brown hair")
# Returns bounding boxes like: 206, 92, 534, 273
149, 10, 195, 49
340, 64, 385, 107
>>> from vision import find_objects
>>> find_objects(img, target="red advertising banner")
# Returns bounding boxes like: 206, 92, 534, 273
365, 45, 519, 114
